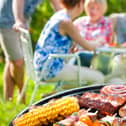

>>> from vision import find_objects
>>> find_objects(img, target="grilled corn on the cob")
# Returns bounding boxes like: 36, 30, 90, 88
13, 96, 79, 126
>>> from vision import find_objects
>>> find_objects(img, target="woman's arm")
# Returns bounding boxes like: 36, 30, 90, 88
59, 20, 102, 51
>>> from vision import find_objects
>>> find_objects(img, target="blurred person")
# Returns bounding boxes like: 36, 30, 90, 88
70, 0, 112, 67
0, 0, 62, 103
33, 0, 105, 85
110, 13, 126, 46
106, 13, 126, 82
13, 0, 63, 30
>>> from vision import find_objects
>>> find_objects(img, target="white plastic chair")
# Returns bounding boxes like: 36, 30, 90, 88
18, 28, 81, 104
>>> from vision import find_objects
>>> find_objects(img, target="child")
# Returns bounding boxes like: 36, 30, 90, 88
71, 0, 113, 67
33, 0, 104, 85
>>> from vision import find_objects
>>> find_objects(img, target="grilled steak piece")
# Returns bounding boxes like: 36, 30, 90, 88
79, 92, 126, 115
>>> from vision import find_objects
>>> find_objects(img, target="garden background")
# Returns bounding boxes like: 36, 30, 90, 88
0, 0, 126, 125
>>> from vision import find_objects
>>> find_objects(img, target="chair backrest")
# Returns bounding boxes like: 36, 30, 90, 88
18, 28, 82, 104
19, 28, 81, 85
19, 28, 37, 81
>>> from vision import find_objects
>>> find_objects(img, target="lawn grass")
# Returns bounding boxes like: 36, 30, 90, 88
0, 63, 55, 126
0, 63, 94, 126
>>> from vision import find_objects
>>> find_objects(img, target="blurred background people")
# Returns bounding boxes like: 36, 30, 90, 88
106, 13, 126, 82
110, 13, 126, 46
33, 0, 104, 86
0, 0, 62, 103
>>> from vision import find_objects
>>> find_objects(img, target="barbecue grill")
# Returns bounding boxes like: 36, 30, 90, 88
9, 84, 106, 126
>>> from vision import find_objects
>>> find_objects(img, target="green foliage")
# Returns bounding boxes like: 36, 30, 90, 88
30, 0, 54, 44
107, 0, 126, 14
